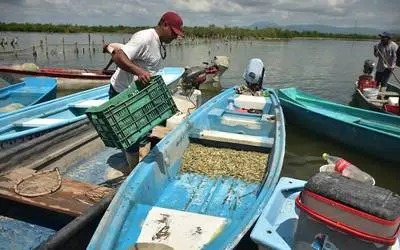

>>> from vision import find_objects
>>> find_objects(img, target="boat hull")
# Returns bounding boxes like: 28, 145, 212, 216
251, 177, 306, 250
0, 84, 203, 250
279, 88, 400, 163
0, 85, 109, 149
0, 66, 114, 91
251, 177, 400, 250
88, 87, 286, 250
0, 71, 111, 91
352, 82, 400, 114
0, 67, 185, 149
0, 120, 117, 250
0, 77, 57, 115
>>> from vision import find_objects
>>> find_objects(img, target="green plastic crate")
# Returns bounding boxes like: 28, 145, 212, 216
86, 75, 178, 150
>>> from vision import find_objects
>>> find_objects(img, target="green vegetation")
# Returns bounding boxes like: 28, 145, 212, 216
0, 22, 146, 33
0, 22, 380, 40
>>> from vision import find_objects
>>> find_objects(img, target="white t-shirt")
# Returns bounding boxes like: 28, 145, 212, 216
111, 29, 162, 93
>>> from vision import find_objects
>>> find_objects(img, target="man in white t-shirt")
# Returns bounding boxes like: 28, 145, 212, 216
108, 11, 184, 96
106, 11, 184, 171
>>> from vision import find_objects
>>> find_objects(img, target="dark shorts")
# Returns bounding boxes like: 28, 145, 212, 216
375, 69, 392, 87
108, 84, 149, 153
108, 84, 119, 99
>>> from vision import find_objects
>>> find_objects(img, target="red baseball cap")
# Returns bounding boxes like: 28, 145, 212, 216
160, 11, 184, 37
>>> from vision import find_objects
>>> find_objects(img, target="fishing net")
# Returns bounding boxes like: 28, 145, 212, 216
181, 143, 268, 183
84, 186, 112, 202
14, 168, 62, 197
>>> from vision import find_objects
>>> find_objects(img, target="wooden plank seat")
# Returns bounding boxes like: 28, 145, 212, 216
194, 129, 274, 148
15, 118, 66, 127
69, 99, 107, 108
0, 168, 113, 217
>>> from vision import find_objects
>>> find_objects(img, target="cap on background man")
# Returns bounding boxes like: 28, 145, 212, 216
159, 11, 184, 37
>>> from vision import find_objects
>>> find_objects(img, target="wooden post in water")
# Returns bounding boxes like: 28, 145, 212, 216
92, 40, 95, 53
102, 36, 105, 45
32, 45, 37, 59
62, 37, 65, 55
45, 35, 48, 57
74, 42, 79, 55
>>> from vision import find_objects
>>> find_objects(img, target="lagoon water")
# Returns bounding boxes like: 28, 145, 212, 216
0, 31, 398, 193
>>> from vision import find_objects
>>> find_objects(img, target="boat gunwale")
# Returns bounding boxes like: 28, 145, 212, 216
250, 177, 306, 250
0, 66, 113, 80
0, 77, 57, 99
278, 88, 400, 139
0, 86, 110, 142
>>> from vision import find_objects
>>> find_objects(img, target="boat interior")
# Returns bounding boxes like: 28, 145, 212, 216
0, 120, 124, 249
91, 89, 284, 249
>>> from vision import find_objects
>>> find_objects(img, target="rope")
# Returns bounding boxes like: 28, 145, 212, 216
14, 168, 62, 197
185, 87, 197, 115
84, 185, 112, 202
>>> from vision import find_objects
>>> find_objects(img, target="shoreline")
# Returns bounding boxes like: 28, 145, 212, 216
0, 22, 379, 41
0, 31, 376, 42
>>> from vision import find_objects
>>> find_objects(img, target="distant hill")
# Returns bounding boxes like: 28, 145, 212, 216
248, 21, 280, 29
248, 22, 383, 35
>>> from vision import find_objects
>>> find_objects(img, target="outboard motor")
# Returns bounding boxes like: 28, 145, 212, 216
243, 58, 265, 91
363, 59, 375, 74
180, 66, 206, 94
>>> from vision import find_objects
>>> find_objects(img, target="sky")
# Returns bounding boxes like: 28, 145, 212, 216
0, 0, 399, 30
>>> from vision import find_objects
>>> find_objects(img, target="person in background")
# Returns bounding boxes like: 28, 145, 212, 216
107, 11, 184, 171
373, 32, 398, 91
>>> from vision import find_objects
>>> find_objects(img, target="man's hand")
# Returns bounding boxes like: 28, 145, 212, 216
137, 70, 151, 85
102, 43, 110, 53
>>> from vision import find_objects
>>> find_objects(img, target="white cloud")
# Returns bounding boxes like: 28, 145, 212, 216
0, 0, 398, 30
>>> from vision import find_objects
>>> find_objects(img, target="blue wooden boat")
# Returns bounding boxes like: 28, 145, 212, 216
0, 77, 56, 115
0, 67, 185, 149
0, 119, 120, 250
0, 74, 200, 250
250, 177, 306, 250
87, 87, 285, 250
278, 88, 400, 163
